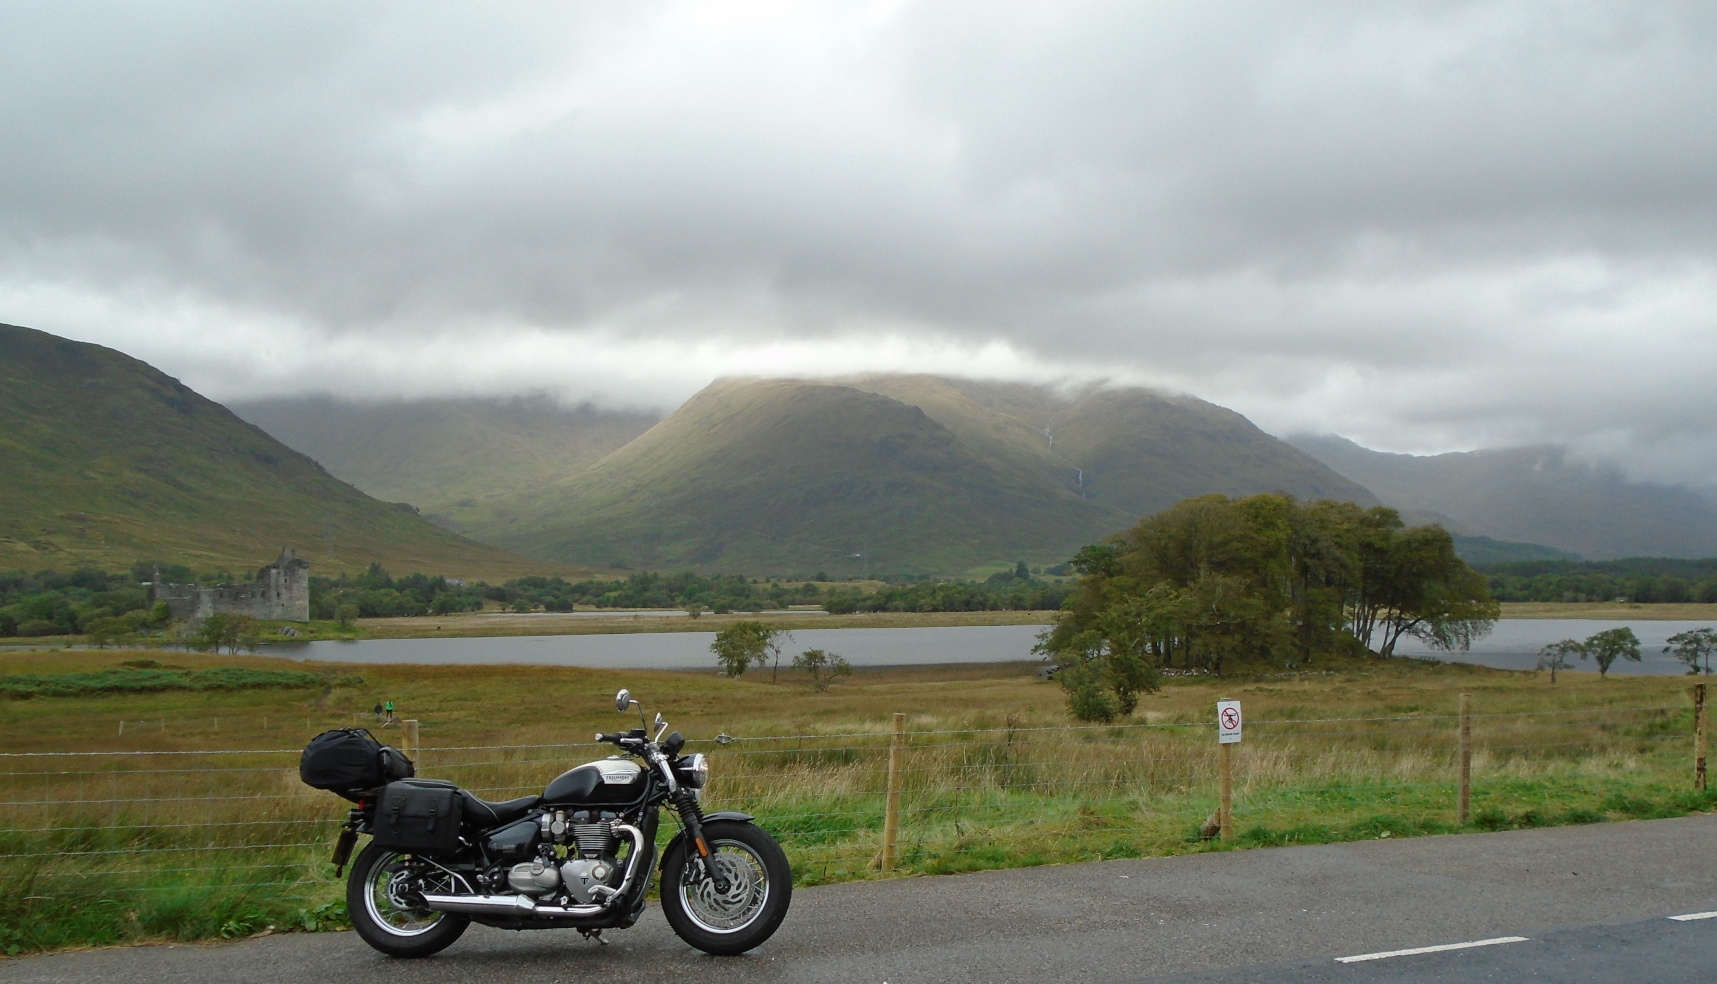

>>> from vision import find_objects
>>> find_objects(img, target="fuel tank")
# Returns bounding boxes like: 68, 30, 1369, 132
542, 757, 646, 807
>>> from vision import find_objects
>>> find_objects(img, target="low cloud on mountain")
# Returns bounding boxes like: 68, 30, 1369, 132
3, 2, 1716, 482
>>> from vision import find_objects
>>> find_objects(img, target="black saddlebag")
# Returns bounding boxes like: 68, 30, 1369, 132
299, 728, 414, 792
372, 779, 464, 855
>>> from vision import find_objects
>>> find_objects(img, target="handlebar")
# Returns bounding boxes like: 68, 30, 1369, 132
595, 731, 647, 748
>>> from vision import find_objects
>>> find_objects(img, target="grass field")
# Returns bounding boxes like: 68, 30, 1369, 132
1498, 601, 1717, 620
0, 648, 1709, 955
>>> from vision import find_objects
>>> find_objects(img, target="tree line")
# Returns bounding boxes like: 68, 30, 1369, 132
0, 566, 156, 638
822, 565, 1068, 613
1040, 493, 1499, 721
0, 561, 1073, 638
1481, 557, 1717, 604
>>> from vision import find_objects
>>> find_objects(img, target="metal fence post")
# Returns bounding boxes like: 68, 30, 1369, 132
1695, 684, 1707, 792
882, 712, 904, 872
1458, 694, 1472, 823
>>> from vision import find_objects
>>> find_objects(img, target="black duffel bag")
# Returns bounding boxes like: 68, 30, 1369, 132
300, 728, 414, 792
371, 779, 463, 855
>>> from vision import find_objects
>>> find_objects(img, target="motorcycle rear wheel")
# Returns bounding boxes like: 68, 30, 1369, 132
660, 819, 792, 955
346, 841, 470, 958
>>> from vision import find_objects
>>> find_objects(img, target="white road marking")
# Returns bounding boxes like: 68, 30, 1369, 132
1334, 936, 1530, 964
1669, 911, 1717, 921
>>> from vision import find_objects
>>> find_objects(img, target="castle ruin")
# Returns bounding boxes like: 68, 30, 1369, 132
149, 548, 311, 622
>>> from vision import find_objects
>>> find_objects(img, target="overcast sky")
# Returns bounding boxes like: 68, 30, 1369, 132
4, 2, 1715, 482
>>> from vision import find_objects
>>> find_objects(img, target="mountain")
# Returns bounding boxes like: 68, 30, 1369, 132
1449, 535, 1580, 566
470, 376, 1377, 575
845, 375, 1375, 517
0, 324, 571, 579
232, 396, 659, 529
1288, 434, 1717, 560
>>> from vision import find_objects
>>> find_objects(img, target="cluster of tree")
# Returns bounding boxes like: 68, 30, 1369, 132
0, 566, 154, 637
823, 564, 1069, 614
1538, 626, 1717, 681
470, 569, 1067, 616
1040, 494, 1500, 721
310, 563, 486, 621
186, 612, 264, 654
1482, 558, 1717, 604
709, 621, 852, 689
481, 571, 824, 615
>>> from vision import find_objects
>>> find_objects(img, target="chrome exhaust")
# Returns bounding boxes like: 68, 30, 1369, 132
419, 893, 608, 918
422, 822, 647, 919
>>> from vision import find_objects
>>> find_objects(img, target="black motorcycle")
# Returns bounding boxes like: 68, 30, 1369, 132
300, 688, 791, 958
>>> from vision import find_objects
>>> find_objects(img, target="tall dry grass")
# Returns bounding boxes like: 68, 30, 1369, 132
0, 647, 1711, 953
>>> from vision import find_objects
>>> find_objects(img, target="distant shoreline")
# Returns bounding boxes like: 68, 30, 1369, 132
1497, 602, 1717, 620
364, 603, 1717, 638
357, 608, 1058, 639
5, 602, 1711, 653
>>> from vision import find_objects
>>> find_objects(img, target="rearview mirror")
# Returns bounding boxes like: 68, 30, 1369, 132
615, 689, 632, 711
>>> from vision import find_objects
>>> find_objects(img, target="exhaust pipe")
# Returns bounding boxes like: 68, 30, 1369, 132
419, 893, 608, 918
422, 822, 647, 919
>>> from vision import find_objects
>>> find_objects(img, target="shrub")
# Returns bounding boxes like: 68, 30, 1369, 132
1062, 664, 1118, 722
16, 619, 61, 637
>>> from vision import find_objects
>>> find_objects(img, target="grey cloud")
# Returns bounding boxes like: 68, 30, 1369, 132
2, 1, 1716, 482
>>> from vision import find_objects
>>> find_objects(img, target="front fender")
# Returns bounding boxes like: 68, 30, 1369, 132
663, 811, 756, 858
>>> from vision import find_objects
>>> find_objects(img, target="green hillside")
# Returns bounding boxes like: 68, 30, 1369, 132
846, 375, 1375, 516
0, 324, 574, 580
1451, 535, 1579, 566
473, 376, 1377, 575
1290, 434, 1717, 560
232, 396, 658, 529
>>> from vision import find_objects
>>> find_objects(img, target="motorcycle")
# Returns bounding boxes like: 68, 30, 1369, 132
300, 689, 791, 958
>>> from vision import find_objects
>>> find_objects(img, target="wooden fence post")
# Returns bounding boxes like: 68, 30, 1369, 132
1695, 684, 1707, 792
1219, 742, 1234, 841
882, 712, 905, 872
1458, 693, 1472, 823
404, 720, 420, 769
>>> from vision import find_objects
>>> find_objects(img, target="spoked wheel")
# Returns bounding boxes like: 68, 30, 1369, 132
345, 841, 469, 958
660, 819, 792, 955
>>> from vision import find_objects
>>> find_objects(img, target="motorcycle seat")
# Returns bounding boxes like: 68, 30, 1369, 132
459, 791, 543, 827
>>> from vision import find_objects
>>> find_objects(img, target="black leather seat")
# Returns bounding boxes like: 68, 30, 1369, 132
459, 791, 542, 828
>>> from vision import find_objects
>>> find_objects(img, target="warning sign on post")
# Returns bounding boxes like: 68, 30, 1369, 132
1217, 700, 1242, 744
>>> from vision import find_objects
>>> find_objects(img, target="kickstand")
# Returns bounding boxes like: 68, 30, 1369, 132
579, 928, 607, 946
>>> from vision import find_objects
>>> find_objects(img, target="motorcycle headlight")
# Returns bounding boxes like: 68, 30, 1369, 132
680, 753, 709, 789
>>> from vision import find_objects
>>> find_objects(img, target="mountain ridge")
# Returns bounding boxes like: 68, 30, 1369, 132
470, 375, 1377, 574
233, 395, 659, 529
1289, 433, 1717, 560
0, 324, 571, 579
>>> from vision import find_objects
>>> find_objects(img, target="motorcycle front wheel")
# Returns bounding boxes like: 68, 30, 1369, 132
660, 819, 792, 955
345, 841, 470, 958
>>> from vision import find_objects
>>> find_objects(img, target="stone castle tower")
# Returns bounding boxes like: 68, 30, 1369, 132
149, 548, 311, 622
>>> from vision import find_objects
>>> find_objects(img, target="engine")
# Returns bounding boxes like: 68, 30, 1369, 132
504, 809, 625, 905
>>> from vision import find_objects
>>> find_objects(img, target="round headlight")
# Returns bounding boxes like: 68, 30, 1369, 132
681, 753, 709, 789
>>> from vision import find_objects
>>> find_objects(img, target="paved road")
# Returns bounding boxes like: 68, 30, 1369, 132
5, 815, 1715, 984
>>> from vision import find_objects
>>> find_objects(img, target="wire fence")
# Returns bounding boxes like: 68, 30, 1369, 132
0, 699, 1703, 904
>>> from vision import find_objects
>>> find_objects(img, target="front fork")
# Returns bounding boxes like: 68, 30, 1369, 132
673, 790, 729, 891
